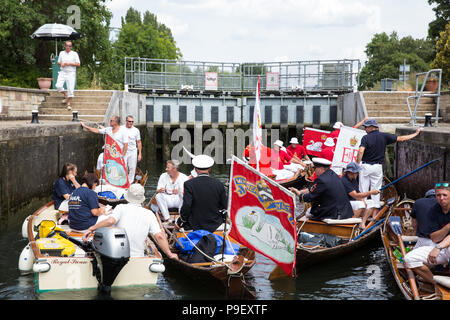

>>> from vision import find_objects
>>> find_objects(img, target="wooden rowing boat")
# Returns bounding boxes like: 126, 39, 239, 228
380, 199, 450, 300
295, 184, 399, 271
18, 201, 165, 292
97, 167, 148, 206
146, 193, 257, 299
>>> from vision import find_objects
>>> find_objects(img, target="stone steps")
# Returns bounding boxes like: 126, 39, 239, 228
362, 91, 437, 124
44, 96, 112, 103
39, 108, 108, 115
47, 90, 113, 97
38, 114, 105, 122
39, 90, 111, 123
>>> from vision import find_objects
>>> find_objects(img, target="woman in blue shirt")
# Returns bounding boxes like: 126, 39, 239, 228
52, 163, 81, 210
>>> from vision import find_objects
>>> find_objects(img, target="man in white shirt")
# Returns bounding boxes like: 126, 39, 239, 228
123, 115, 142, 183
82, 184, 177, 259
81, 116, 129, 156
55, 41, 80, 110
154, 160, 188, 222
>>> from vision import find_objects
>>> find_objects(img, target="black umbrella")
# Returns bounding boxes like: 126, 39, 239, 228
31, 23, 82, 55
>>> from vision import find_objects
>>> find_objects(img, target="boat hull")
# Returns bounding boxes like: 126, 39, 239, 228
24, 201, 163, 292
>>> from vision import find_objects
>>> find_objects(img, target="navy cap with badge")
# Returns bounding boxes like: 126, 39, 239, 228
344, 162, 362, 173
362, 118, 379, 128
312, 157, 332, 168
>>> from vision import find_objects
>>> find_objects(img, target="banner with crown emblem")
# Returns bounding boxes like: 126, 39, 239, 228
332, 126, 367, 169
228, 156, 297, 276
103, 133, 130, 189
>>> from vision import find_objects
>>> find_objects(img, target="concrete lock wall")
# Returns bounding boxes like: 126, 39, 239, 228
0, 123, 103, 231
394, 127, 449, 199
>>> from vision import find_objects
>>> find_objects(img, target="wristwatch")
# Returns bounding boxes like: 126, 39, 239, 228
436, 244, 443, 250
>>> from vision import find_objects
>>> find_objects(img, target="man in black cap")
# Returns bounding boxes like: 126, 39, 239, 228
290, 157, 353, 221
356, 118, 422, 209
176, 155, 227, 232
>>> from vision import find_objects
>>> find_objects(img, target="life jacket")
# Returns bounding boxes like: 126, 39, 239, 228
35, 220, 76, 257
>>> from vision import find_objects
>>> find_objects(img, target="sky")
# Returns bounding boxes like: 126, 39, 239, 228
105, 0, 436, 64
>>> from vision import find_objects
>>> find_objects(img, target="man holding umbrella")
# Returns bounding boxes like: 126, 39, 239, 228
55, 40, 80, 110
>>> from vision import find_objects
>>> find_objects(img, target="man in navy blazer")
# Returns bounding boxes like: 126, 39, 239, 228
176, 155, 227, 232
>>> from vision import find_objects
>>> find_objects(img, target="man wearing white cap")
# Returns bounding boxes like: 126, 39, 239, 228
271, 140, 303, 180
154, 160, 188, 222
176, 155, 227, 232
82, 183, 178, 259
330, 117, 368, 143
357, 118, 422, 209
290, 157, 353, 221
286, 137, 311, 165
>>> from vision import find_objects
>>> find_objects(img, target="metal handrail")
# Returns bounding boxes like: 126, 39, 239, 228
124, 57, 361, 93
406, 69, 442, 126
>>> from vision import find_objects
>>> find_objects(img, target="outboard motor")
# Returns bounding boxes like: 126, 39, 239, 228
91, 227, 130, 295
58, 227, 130, 295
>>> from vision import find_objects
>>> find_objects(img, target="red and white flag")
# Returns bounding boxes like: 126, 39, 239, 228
302, 127, 331, 157
252, 76, 263, 171
103, 133, 130, 189
228, 156, 297, 276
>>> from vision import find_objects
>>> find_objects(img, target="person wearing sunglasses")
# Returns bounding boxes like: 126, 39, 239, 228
55, 41, 80, 110
404, 182, 450, 286
123, 115, 142, 184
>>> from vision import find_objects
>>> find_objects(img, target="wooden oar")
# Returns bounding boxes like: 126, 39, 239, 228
389, 216, 420, 300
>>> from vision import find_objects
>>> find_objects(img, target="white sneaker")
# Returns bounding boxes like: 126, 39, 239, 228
67, 105, 72, 111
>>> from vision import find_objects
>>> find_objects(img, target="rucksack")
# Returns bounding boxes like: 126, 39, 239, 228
179, 234, 217, 264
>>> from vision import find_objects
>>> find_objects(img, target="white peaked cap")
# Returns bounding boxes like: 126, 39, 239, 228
192, 154, 214, 169
312, 157, 332, 166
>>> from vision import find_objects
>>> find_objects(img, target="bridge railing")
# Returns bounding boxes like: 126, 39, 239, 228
124, 58, 360, 93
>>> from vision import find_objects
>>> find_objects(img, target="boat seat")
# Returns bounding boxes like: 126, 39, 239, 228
434, 276, 450, 289
322, 218, 362, 225
401, 235, 418, 243
57, 224, 85, 238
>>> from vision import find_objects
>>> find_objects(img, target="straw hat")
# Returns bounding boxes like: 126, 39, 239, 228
124, 183, 146, 204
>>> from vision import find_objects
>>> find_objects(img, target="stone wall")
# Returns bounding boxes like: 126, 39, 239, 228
0, 86, 49, 120
394, 127, 449, 199
0, 122, 103, 231
440, 91, 450, 123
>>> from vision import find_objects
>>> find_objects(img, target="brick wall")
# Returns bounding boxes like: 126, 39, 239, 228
0, 86, 49, 120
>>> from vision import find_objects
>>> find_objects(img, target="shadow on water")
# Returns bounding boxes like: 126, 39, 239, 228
0, 162, 404, 300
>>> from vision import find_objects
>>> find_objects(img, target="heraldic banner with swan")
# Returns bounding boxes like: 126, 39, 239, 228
228, 156, 297, 276
103, 133, 130, 189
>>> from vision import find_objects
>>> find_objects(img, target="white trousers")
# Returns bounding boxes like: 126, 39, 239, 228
155, 192, 182, 220
272, 169, 295, 180
359, 163, 383, 208
125, 150, 137, 183
284, 163, 304, 173
404, 245, 450, 269
55, 71, 76, 98
350, 199, 377, 211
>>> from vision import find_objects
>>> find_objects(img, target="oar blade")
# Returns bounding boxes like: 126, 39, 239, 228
389, 216, 402, 235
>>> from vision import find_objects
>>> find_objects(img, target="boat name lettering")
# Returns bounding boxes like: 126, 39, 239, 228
51, 259, 89, 266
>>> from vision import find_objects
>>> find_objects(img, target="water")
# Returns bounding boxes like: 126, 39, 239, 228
0, 163, 404, 300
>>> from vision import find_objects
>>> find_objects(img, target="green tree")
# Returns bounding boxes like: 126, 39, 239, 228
0, 0, 112, 88
431, 22, 450, 86
104, 7, 182, 89
359, 32, 435, 90
428, 0, 450, 42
